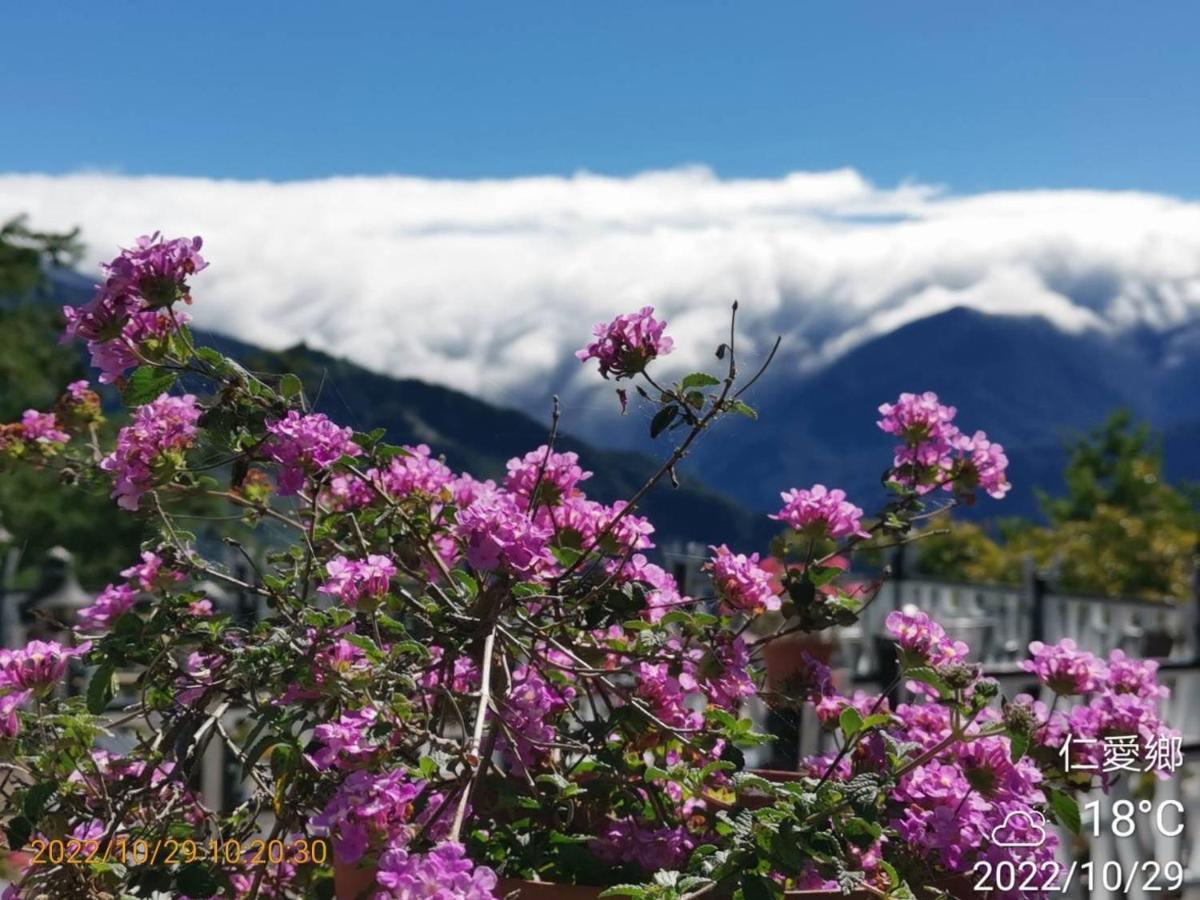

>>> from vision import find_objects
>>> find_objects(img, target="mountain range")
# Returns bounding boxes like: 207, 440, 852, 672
32, 268, 1200, 544
682, 306, 1200, 518
25, 269, 777, 551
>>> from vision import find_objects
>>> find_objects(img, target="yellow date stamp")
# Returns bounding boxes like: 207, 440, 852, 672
28, 837, 329, 867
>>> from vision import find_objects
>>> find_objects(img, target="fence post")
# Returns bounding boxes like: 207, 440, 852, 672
1025, 557, 1047, 648
1192, 539, 1200, 664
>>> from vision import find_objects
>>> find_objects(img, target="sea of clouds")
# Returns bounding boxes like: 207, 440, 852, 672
4, 167, 1200, 424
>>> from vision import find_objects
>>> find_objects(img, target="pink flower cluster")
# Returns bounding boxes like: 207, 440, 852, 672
376, 841, 498, 899
19, 410, 69, 446
614, 555, 688, 622
591, 817, 698, 873
885, 610, 970, 671
705, 544, 779, 616
312, 769, 446, 863
421, 647, 481, 699
877, 391, 1010, 499
1022, 639, 1105, 695
499, 662, 578, 769
378, 444, 456, 499
503, 445, 591, 506
320, 554, 397, 607
634, 661, 704, 732
63, 234, 205, 383
79, 551, 184, 632
100, 393, 201, 509
0, 689, 30, 739
0, 640, 88, 694
771, 484, 869, 541
262, 411, 361, 496
576, 306, 674, 380
455, 492, 556, 576
307, 706, 389, 771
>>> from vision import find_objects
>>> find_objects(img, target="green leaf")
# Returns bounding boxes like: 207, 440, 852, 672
842, 816, 883, 849
681, 371, 720, 389
175, 863, 219, 897
123, 366, 177, 406
279, 373, 303, 400
1046, 787, 1081, 835
86, 664, 117, 714
4, 816, 32, 851
551, 545, 584, 568
839, 706, 863, 740
22, 782, 56, 823
451, 570, 479, 598
1009, 732, 1030, 763
726, 399, 757, 420
741, 873, 781, 900
903, 666, 950, 696
650, 404, 679, 438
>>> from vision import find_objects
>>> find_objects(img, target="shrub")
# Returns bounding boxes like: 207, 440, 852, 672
0, 235, 1175, 899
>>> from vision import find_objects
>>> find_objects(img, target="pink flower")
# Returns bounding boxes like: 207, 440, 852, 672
590, 817, 697, 873
951, 430, 1010, 500
0, 690, 30, 739
377, 444, 455, 499
262, 411, 361, 496
498, 663, 577, 769
1105, 649, 1168, 700
705, 544, 779, 616
308, 707, 387, 772
0, 640, 89, 693
455, 492, 555, 576
375, 841, 498, 899
885, 610, 969, 670
877, 391, 960, 494
311, 770, 446, 863
1022, 639, 1104, 696
576, 306, 674, 380
771, 484, 869, 540
703, 634, 756, 710
503, 445, 591, 507
634, 661, 703, 732
421, 647, 481, 699
78, 582, 139, 631
120, 551, 183, 592
100, 393, 201, 509
319, 554, 397, 607
19, 410, 69, 446
62, 234, 205, 383
607, 554, 688, 622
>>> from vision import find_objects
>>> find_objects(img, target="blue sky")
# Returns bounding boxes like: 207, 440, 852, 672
4, 3, 1199, 194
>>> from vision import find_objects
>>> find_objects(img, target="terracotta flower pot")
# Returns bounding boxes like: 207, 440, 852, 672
334, 856, 378, 899
762, 631, 835, 693
498, 881, 873, 899
497, 879, 605, 898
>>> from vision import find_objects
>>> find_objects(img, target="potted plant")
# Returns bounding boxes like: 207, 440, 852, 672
0, 234, 1177, 899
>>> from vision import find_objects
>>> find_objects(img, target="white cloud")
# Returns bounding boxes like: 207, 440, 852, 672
4, 168, 1200, 430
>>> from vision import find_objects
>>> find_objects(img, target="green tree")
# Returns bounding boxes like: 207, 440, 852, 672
0, 219, 148, 587
914, 412, 1200, 598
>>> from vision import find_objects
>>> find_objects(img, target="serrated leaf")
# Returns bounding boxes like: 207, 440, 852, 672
124, 366, 177, 406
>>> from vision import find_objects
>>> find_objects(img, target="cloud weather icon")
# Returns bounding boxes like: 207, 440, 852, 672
989, 810, 1049, 848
